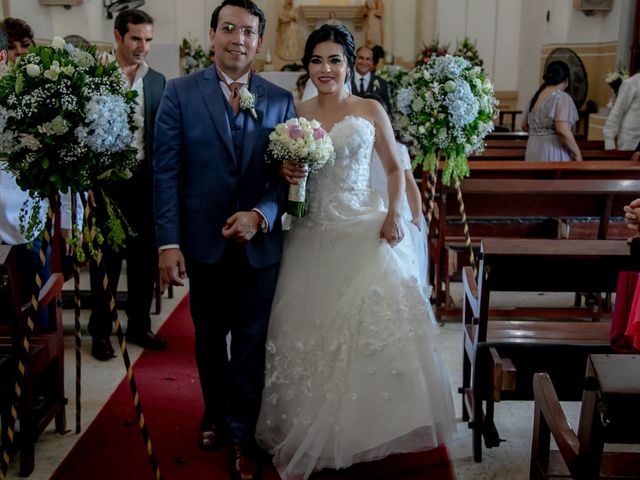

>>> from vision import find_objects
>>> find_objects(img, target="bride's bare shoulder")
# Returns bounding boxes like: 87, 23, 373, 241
347, 95, 382, 125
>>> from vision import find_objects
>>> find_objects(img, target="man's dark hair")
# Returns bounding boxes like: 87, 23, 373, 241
371, 45, 385, 65
0, 18, 34, 43
302, 24, 356, 82
0, 30, 8, 52
114, 9, 154, 38
210, 0, 266, 37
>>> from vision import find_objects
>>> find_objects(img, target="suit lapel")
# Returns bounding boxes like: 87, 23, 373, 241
367, 75, 375, 95
198, 67, 235, 160
240, 74, 265, 176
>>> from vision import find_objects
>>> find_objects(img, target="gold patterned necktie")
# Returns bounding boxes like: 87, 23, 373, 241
229, 82, 241, 115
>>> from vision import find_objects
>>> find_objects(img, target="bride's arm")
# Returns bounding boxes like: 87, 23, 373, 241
370, 101, 405, 246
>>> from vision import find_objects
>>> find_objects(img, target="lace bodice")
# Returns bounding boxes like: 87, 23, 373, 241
305, 116, 384, 224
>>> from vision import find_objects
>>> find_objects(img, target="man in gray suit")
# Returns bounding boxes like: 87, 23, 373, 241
350, 45, 390, 111
89, 9, 167, 360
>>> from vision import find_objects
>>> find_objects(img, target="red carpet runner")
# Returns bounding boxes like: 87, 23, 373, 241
52, 296, 455, 479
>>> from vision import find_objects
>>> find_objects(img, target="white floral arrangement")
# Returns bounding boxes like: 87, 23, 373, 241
267, 117, 335, 217
239, 87, 257, 119
605, 68, 629, 85
0, 36, 140, 258
396, 55, 499, 185
378, 64, 409, 120
181, 34, 211, 75
605, 66, 629, 98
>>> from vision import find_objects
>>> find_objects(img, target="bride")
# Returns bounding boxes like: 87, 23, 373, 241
255, 24, 455, 479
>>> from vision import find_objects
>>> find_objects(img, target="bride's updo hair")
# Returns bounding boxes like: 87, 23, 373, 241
301, 24, 356, 82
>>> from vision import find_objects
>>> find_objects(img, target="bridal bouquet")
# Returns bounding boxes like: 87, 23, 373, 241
267, 117, 335, 217
0, 36, 140, 259
397, 54, 498, 185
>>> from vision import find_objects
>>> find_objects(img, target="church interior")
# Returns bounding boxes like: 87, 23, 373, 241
1, 0, 640, 479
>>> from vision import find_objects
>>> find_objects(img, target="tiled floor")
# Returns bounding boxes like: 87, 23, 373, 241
4, 278, 586, 479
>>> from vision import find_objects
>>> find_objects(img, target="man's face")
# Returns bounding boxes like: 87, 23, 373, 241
210, 5, 262, 79
7, 37, 33, 63
115, 22, 153, 67
355, 47, 374, 76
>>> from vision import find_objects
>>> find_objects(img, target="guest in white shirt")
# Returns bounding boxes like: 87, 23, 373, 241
604, 72, 640, 150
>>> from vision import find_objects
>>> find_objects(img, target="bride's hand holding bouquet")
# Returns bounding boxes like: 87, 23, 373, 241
267, 117, 335, 217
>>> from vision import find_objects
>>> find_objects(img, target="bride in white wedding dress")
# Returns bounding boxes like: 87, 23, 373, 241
255, 24, 455, 480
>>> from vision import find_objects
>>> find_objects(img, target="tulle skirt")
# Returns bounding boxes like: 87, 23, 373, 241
255, 207, 455, 479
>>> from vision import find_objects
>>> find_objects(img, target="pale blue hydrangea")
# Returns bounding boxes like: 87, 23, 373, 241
445, 79, 479, 127
432, 55, 467, 80
0, 106, 9, 133
396, 88, 414, 115
75, 94, 133, 153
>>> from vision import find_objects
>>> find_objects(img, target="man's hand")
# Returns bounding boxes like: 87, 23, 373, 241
222, 211, 261, 241
279, 160, 308, 185
87, 190, 97, 208
159, 248, 186, 291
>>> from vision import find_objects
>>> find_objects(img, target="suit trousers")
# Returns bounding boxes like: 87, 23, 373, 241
88, 176, 157, 339
186, 241, 279, 445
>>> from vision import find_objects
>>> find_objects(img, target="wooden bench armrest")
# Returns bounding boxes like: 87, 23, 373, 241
532, 373, 579, 469
20, 273, 64, 316
462, 266, 479, 317
36, 273, 64, 310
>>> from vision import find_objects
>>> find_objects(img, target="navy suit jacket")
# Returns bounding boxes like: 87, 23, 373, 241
154, 67, 296, 268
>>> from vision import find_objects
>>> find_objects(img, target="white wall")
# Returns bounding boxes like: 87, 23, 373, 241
516, 0, 627, 113
5, 0, 631, 103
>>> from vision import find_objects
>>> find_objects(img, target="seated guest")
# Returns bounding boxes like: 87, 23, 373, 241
522, 61, 582, 161
0, 17, 34, 63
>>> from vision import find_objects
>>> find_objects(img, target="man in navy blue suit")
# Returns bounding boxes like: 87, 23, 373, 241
154, 1, 296, 478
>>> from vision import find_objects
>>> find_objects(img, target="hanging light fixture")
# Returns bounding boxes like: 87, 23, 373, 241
103, 0, 146, 19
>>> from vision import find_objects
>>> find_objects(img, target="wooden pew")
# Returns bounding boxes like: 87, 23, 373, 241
430, 178, 640, 312
461, 239, 637, 462
485, 139, 604, 150
470, 148, 632, 160
530, 356, 640, 479
461, 160, 640, 179
0, 245, 66, 476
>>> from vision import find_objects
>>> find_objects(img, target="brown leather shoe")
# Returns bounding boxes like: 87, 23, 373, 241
230, 444, 260, 480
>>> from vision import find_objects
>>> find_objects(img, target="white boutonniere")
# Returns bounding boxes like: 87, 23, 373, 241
239, 88, 257, 119
373, 79, 380, 90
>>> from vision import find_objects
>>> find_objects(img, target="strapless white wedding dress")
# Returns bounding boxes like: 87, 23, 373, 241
255, 116, 455, 480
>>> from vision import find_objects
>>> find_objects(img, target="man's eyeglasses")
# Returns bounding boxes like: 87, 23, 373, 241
221, 23, 258, 39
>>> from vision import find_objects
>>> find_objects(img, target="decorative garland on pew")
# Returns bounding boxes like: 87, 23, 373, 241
82, 193, 163, 480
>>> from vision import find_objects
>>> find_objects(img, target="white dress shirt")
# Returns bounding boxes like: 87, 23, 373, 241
604, 73, 640, 150
353, 71, 372, 94
0, 170, 83, 244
